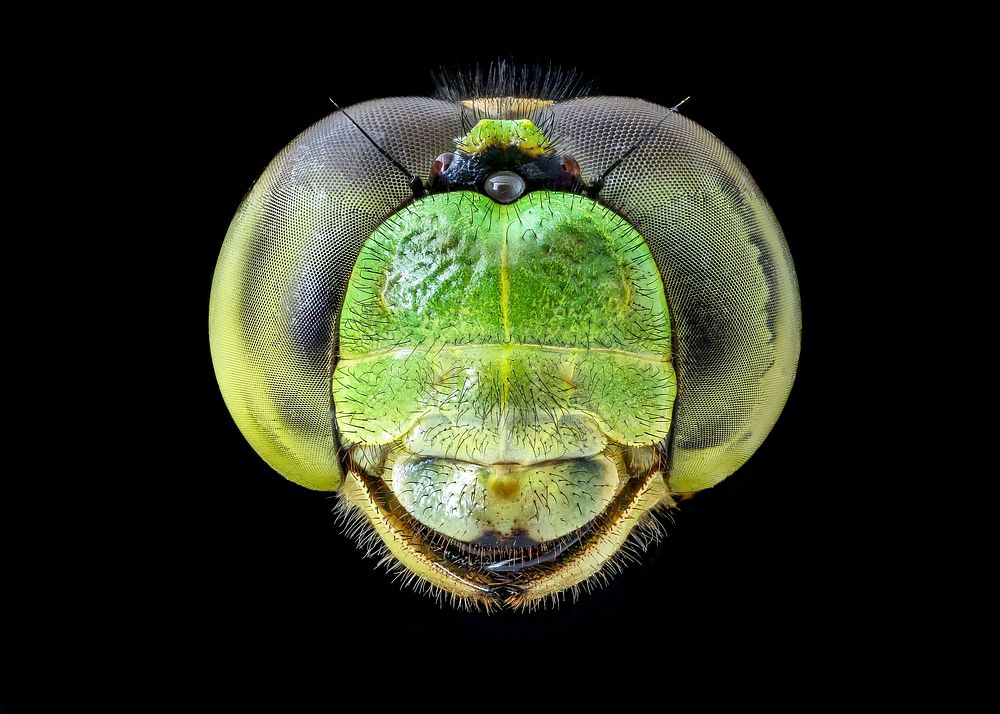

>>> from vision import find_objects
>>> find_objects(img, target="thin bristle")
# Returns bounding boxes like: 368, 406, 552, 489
332, 493, 495, 612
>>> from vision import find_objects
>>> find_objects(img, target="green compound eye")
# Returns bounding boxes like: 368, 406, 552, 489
209, 83, 800, 610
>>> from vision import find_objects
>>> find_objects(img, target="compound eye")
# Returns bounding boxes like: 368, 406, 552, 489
484, 171, 525, 204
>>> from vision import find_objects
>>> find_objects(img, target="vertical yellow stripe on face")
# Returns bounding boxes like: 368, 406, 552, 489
499, 230, 512, 412
500, 228, 511, 343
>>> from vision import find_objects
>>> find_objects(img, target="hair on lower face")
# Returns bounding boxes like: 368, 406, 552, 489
332, 483, 678, 613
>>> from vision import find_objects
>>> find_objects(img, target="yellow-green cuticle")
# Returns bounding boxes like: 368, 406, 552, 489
456, 118, 555, 158
332, 191, 676, 603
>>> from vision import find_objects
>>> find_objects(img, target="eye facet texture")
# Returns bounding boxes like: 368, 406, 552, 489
210, 93, 800, 605
211, 96, 799, 493
552, 98, 800, 491
210, 98, 461, 490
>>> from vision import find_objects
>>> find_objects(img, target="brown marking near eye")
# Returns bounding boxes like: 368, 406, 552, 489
560, 154, 581, 178
431, 152, 456, 178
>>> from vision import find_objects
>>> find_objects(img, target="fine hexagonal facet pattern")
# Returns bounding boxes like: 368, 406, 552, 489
210, 95, 800, 495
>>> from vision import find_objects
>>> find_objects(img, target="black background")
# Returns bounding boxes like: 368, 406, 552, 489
54, 3, 892, 687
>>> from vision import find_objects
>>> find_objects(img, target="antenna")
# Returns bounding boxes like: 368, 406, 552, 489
329, 99, 426, 198
585, 97, 691, 198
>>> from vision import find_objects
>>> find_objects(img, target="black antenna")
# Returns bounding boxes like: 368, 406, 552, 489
585, 97, 690, 198
329, 99, 426, 198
